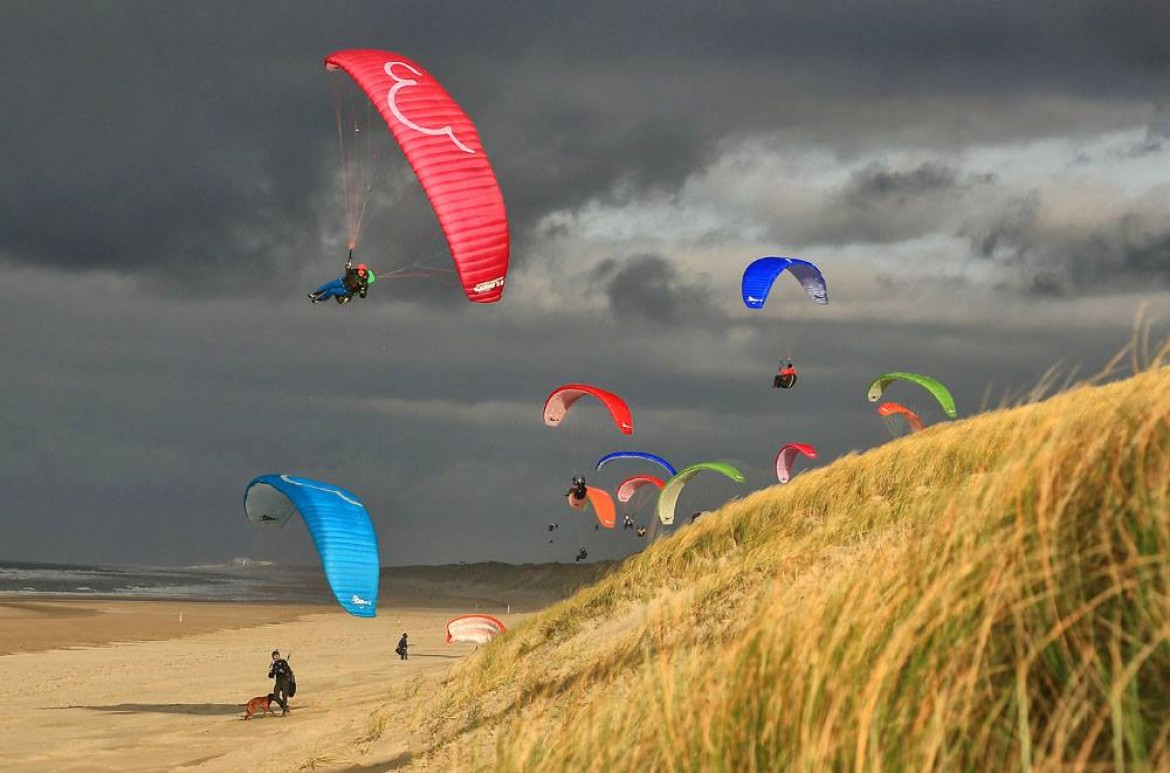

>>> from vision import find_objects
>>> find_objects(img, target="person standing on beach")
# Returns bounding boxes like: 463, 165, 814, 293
268, 649, 293, 716
396, 633, 409, 660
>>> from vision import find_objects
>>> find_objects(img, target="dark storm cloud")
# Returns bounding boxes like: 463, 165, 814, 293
2, 1, 1169, 294
0, 3, 335, 292
591, 253, 721, 325
3, 3, 1170, 570
843, 162, 965, 203
1, 267, 1150, 567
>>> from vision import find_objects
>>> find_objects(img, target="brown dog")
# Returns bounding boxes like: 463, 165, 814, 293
243, 695, 277, 720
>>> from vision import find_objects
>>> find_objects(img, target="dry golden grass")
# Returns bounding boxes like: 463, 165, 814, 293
411, 335, 1170, 771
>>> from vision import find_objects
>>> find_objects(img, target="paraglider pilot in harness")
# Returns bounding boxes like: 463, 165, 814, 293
309, 250, 376, 304
773, 360, 798, 389
566, 475, 587, 502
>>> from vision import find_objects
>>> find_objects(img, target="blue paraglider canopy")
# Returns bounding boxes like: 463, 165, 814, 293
244, 474, 380, 618
594, 450, 677, 477
741, 257, 828, 309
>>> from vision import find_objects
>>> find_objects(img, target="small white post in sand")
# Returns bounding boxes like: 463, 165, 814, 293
507, 604, 511, 614
179, 612, 183, 623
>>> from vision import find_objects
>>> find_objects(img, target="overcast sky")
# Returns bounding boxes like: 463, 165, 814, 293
1, 1, 1168, 568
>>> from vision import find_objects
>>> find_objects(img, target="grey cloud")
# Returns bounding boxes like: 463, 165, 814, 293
964, 198, 1170, 297
843, 162, 964, 204
1125, 103, 1170, 156
592, 253, 722, 326
963, 192, 1041, 261
772, 161, 996, 247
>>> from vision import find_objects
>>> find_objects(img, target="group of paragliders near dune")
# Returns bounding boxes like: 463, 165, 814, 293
241, 48, 958, 622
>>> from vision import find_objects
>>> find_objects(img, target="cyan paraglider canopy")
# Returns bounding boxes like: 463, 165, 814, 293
244, 474, 380, 617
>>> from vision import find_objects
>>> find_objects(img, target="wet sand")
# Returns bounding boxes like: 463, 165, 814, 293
0, 599, 328, 656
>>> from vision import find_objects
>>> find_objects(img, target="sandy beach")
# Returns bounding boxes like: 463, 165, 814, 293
0, 600, 330, 657
0, 596, 519, 771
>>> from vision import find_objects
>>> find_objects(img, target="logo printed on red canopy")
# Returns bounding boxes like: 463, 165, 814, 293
384, 61, 475, 154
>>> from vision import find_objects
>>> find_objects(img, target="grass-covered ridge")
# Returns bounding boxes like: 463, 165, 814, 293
410, 357, 1170, 770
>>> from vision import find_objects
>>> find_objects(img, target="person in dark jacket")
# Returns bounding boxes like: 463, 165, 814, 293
267, 649, 293, 716
566, 475, 587, 502
396, 632, 409, 660
309, 253, 376, 304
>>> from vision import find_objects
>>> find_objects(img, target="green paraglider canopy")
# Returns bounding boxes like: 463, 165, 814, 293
656, 462, 746, 526
866, 372, 957, 419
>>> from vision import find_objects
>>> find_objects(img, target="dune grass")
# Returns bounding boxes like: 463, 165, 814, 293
410, 338, 1170, 770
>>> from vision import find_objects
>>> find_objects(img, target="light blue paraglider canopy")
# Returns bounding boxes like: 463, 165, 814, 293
244, 474, 380, 618
741, 257, 828, 309
595, 450, 677, 477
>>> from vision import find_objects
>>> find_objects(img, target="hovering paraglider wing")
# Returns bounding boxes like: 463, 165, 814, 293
585, 486, 616, 529
324, 49, 509, 303
877, 402, 926, 433
741, 257, 828, 309
775, 443, 818, 484
244, 475, 380, 617
656, 462, 745, 526
595, 451, 676, 477
616, 474, 666, 503
866, 372, 957, 419
543, 384, 634, 435
446, 614, 506, 645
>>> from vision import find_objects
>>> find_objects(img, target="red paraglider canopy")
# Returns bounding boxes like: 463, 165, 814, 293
775, 442, 818, 484
325, 49, 509, 303
616, 474, 665, 503
543, 384, 634, 435
446, 614, 506, 645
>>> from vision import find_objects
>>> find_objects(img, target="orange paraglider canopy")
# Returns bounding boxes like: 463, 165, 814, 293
877, 402, 925, 433
566, 486, 615, 528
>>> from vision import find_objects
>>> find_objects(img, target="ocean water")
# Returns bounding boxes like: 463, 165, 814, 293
0, 560, 334, 603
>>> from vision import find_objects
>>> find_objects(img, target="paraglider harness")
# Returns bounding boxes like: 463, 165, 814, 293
308, 250, 375, 305
567, 476, 588, 501
575, 547, 588, 562
338, 251, 374, 304
773, 361, 798, 389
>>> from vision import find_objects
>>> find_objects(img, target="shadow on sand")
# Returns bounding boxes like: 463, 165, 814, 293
339, 751, 413, 771
53, 703, 248, 716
